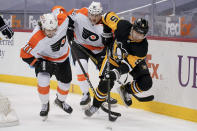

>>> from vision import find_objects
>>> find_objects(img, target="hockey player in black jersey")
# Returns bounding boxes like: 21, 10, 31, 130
0, 16, 14, 39
85, 12, 153, 117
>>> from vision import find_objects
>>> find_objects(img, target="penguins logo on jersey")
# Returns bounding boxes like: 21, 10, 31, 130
50, 36, 66, 52
113, 41, 128, 61
82, 27, 99, 41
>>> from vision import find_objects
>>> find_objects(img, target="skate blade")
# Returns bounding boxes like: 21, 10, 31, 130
41, 116, 48, 121
117, 87, 129, 108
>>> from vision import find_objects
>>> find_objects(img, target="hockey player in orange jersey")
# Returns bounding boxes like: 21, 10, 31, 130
20, 8, 73, 120
66, 1, 117, 108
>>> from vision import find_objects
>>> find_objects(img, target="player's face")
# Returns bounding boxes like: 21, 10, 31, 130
130, 30, 145, 42
44, 28, 57, 38
88, 13, 102, 25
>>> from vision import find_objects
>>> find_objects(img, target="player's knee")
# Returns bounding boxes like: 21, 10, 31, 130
98, 79, 115, 94
137, 75, 152, 91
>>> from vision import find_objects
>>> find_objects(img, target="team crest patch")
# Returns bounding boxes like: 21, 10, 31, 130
61, 38, 66, 45
82, 27, 99, 41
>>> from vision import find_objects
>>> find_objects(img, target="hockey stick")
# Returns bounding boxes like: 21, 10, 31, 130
72, 41, 118, 104
71, 41, 98, 65
117, 80, 154, 102
105, 46, 119, 122
74, 41, 153, 102
68, 40, 120, 121
72, 41, 153, 102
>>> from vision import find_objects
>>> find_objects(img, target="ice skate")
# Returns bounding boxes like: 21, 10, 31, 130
102, 97, 118, 108
117, 85, 132, 107
80, 92, 91, 110
84, 105, 99, 117
106, 97, 117, 104
40, 102, 49, 121
54, 97, 73, 114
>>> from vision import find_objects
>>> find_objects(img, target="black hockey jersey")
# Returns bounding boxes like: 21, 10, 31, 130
100, 12, 148, 75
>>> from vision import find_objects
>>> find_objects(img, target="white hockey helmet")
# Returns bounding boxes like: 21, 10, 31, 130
40, 13, 58, 30
88, 1, 103, 15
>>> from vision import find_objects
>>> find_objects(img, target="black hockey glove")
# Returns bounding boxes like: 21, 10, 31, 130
104, 69, 120, 81
1, 25, 14, 39
35, 59, 56, 74
101, 32, 113, 47
67, 16, 74, 42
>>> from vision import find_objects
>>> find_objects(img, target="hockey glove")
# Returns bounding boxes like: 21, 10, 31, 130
1, 25, 14, 39
101, 32, 113, 47
105, 69, 120, 81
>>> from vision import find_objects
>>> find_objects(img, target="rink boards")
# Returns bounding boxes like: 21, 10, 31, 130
0, 32, 197, 122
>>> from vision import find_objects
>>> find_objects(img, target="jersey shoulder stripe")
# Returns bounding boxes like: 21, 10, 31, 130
52, 6, 68, 26
20, 30, 45, 58
102, 12, 120, 31
28, 30, 45, 48
76, 7, 88, 16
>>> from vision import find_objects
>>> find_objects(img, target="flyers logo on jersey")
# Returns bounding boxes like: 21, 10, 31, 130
50, 36, 66, 52
82, 28, 99, 41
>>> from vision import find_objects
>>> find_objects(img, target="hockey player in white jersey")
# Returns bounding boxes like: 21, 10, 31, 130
20, 11, 73, 120
67, 1, 117, 108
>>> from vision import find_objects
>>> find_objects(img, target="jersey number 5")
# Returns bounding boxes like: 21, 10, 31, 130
110, 16, 118, 22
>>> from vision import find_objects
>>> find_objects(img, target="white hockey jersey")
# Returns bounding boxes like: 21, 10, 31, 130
70, 8, 104, 54
21, 11, 70, 64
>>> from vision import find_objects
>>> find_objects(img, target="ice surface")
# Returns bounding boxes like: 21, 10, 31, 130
0, 82, 197, 131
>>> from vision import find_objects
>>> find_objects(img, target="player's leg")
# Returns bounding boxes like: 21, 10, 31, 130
96, 50, 118, 105
85, 79, 115, 117
118, 60, 152, 106
54, 58, 73, 114
35, 59, 56, 119
75, 59, 91, 107
37, 72, 51, 119
71, 44, 91, 107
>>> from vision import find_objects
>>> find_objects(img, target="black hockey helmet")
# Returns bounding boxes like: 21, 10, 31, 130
133, 18, 149, 35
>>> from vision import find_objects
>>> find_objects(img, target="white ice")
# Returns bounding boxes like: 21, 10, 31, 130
0, 82, 197, 131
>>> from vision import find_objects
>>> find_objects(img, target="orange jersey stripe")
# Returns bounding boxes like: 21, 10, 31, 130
20, 48, 33, 58
29, 30, 45, 48
51, 5, 67, 14
52, 5, 67, 25
76, 8, 88, 16
40, 47, 69, 62
77, 73, 89, 81
30, 58, 38, 66
57, 13, 67, 26
82, 44, 104, 51
67, 8, 75, 16
37, 85, 50, 95
20, 30, 45, 59
57, 86, 69, 95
